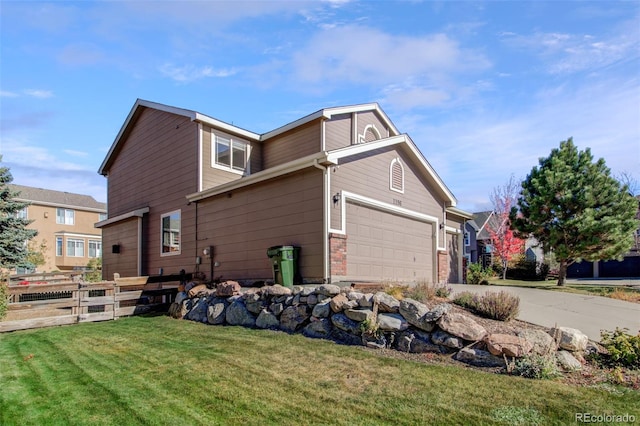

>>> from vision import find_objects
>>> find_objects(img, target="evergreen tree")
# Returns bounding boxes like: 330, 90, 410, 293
510, 139, 638, 286
0, 157, 38, 270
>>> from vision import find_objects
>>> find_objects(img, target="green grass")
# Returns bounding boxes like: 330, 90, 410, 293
1, 316, 639, 425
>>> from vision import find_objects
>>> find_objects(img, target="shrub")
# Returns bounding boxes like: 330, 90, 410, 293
434, 285, 452, 298
466, 263, 490, 285
0, 279, 7, 320
474, 291, 520, 321
512, 354, 561, 380
506, 258, 548, 281
405, 281, 451, 303
599, 328, 640, 369
452, 290, 520, 322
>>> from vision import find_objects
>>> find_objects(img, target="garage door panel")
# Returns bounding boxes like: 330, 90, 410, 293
346, 202, 433, 282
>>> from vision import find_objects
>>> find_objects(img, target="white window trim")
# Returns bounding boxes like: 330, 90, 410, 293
357, 124, 381, 144
161, 210, 181, 256
89, 240, 102, 258
211, 132, 251, 175
66, 238, 85, 257
56, 236, 63, 257
389, 157, 405, 194
56, 208, 75, 225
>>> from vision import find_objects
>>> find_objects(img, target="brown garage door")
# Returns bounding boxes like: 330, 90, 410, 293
346, 202, 433, 282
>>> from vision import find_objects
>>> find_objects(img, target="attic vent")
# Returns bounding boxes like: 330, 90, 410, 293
358, 124, 381, 144
390, 158, 404, 193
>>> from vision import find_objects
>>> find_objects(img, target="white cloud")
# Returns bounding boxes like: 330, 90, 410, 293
24, 89, 54, 99
0, 91, 19, 98
63, 149, 88, 158
159, 63, 238, 83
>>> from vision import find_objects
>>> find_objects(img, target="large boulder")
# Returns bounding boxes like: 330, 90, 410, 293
345, 308, 373, 322
311, 301, 331, 318
188, 284, 215, 299
377, 313, 409, 332
556, 350, 582, 371
279, 305, 310, 332
330, 293, 350, 313
437, 313, 487, 342
269, 302, 284, 316
484, 333, 532, 357
244, 292, 266, 315
374, 292, 400, 313
454, 348, 505, 368
550, 327, 588, 352
184, 297, 208, 323
399, 298, 435, 332
226, 299, 256, 327
431, 329, 464, 349
396, 330, 441, 353
316, 284, 341, 297
423, 303, 451, 322
303, 318, 333, 339
217, 281, 242, 297
261, 284, 292, 297
207, 298, 229, 325
256, 309, 280, 329
517, 329, 557, 356
331, 313, 361, 335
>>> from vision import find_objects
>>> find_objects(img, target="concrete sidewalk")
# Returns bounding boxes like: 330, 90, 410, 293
449, 284, 640, 342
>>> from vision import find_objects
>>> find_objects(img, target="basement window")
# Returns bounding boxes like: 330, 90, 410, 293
390, 158, 404, 193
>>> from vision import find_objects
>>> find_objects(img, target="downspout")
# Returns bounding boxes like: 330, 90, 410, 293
313, 159, 329, 283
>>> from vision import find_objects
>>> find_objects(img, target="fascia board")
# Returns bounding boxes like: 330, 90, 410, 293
14, 198, 106, 213
95, 207, 149, 228
260, 110, 326, 141
193, 112, 260, 140
446, 206, 474, 220
186, 152, 335, 203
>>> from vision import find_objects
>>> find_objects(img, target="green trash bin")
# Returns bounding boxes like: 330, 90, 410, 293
267, 246, 300, 287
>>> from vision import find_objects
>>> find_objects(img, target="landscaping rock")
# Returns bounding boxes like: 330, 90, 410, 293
362, 334, 387, 349
399, 298, 432, 331
226, 299, 256, 327
517, 329, 556, 356
316, 284, 341, 296
396, 330, 441, 353
431, 330, 464, 349
374, 292, 400, 313
377, 313, 409, 332
217, 281, 242, 297
244, 293, 265, 315
174, 291, 188, 305
556, 350, 582, 371
330, 293, 349, 313
330, 328, 363, 346
454, 348, 505, 368
347, 291, 365, 302
484, 333, 532, 357
262, 285, 291, 297
256, 309, 280, 329
345, 308, 373, 322
188, 284, 214, 298
184, 297, 208, 323
550, 327, 588, 352
303, 317, 333, 338
207, 299, 229, 325
307, 294, 318, 305
331, 313, 361, 335
311, 301, 331, 318
269, 302, 284, 316
438, 313, 487, 342
300, 287, 315, 296
423, 303, 451, 322
279, 305, 310, 332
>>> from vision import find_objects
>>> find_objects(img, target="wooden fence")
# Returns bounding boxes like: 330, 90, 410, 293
1, 275, 179, 333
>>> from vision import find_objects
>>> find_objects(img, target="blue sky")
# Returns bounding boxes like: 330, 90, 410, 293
1, 0, 638, 211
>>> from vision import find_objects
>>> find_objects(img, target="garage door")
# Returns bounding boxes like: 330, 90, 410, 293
346, 202, 434, 282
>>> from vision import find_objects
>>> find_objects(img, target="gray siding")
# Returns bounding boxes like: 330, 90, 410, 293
355, 110, 390, 140
325, 113, 353, 150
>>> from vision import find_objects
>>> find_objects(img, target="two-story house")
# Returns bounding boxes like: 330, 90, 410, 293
8, 184, 107, 273
97, 99, 472, 284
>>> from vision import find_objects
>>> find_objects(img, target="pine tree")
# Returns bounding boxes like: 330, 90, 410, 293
510, 138, 638, 286
0, 157, 38, 270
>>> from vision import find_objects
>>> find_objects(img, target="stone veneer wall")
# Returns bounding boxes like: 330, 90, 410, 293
172, 282, 591, 372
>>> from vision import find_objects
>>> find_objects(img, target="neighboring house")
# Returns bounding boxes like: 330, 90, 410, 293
8, 184, 107, 273
469, 211, 495, 268
568, 195, 640, 278
97, 99, 472, 285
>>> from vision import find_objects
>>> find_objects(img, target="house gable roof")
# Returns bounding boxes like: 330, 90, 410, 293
8, 184, 106, 212
473, 211, 496, 240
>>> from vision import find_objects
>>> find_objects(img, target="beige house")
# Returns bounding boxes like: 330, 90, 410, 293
97, 99, 472, 284
9, 184, 107, 273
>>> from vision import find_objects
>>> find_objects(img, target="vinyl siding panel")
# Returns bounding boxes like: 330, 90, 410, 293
102, 218, 139, 280
355, 111, 390, 140
325, 113, 353, 150
195, 168, 324, 282
330, 146, 443, 230
263, 120, 321, 169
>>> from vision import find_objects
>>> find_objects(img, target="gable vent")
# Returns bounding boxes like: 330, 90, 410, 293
390, 158, 404, 193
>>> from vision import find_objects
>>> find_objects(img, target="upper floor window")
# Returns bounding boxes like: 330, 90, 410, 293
57, 208, 75, 225
161, 210, 181, 256
14, 207, 28, 219
99, 213, 107, 221
213, 134, 249, 173
389, 158, 404, 193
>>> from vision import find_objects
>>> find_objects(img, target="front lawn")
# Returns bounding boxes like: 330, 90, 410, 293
1, 315, 638, 425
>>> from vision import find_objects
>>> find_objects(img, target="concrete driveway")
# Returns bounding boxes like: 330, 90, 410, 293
449, 283, 640, 341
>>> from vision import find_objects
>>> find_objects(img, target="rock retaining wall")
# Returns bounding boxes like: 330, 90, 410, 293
171, 282, 593, 370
